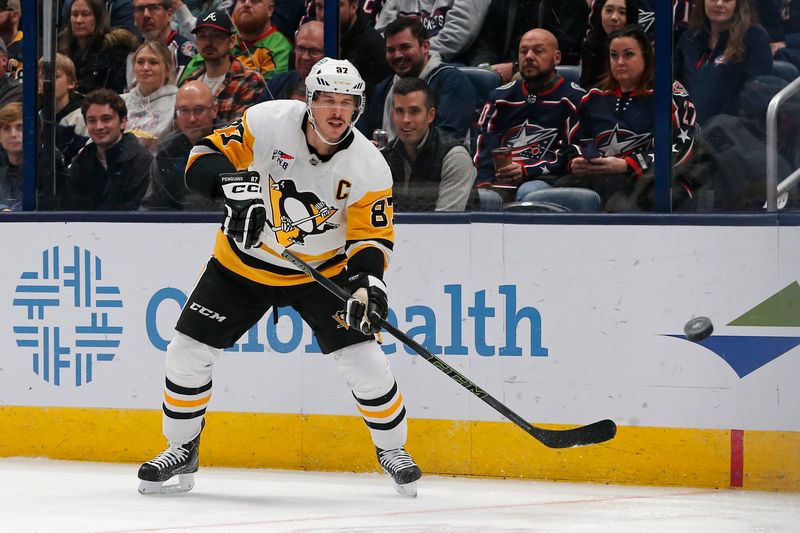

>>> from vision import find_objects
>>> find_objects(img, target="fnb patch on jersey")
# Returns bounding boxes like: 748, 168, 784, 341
272, 149, 295, 169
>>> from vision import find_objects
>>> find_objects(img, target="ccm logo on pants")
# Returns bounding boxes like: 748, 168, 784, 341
189, 302, 227, 322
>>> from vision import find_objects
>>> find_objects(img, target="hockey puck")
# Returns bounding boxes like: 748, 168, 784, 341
684, 316, 714, 342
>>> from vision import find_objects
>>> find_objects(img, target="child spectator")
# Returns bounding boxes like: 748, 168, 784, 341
37, 54, 89, 165
0, 102, 23, 211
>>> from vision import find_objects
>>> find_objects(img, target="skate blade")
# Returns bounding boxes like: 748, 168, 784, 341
138, 473, 195, 495
393, 480, 417, 498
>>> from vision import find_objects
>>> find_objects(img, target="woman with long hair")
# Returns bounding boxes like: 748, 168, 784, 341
57, 0, 139, 95
581, 0, 640, 89
121, 41, 179, 153
563, 26, 699, 210
675, 0, 772, 125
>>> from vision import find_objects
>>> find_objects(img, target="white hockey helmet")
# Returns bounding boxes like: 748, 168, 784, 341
305, 57, 366, 145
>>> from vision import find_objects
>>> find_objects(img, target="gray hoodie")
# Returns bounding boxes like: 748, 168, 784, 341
121, 84, 179, 152
375, 0, 491, 61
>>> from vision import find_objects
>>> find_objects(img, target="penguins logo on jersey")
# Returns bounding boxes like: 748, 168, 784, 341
267, 175, 339, 246
501, 120, 559, 163
596, 124, 652, 157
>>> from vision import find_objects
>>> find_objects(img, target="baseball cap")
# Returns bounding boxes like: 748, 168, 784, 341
192, 10, 234, 35
0, 0, 20, 11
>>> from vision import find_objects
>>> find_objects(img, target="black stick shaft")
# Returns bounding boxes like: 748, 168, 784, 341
280, 248, 616, 449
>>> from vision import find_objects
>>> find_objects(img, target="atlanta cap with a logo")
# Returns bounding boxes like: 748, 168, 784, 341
192, 10, 234, 35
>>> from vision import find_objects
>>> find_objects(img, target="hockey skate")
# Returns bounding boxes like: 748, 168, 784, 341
137, 429, 202, 495
377, 447, 422, 497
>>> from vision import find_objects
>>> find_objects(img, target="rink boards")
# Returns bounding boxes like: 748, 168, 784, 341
0, 219, 798, 491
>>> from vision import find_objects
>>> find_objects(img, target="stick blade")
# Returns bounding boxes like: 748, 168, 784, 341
532, 419, 617, 449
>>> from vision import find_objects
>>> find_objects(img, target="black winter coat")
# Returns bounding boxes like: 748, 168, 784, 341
63, 132, 152, 210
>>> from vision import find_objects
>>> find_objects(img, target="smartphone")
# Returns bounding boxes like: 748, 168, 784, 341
581, 140, 600, 160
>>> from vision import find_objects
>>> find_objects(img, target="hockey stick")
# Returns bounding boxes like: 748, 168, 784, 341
267, 240, 617, 448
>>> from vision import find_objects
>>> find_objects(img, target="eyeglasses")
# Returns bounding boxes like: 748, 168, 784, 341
296, 45, 324, 58
176, 106, 213, 117
134, 4, 167, 14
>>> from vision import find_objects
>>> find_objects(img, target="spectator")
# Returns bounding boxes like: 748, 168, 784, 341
170, 0, 234, 37
302, 0, 383, 26
37, 54, 89, 166
756, 0, 785, 42
58, 0, 140, 95
562, 26, 698, 211
272, 0, 308, 40
0, 38, 21, 107
62, 89, 153, 210
181, 9, 267, 125
132, 0, 197, 84
381, 77, 476, 211
474, 29, 599, 212
675, 0, 773, 126
61, 0, 141, 38
374, 0, 491, 62
361, 17, 477, 143
179, 0, 292, 83
140, 80, 223, 210
122, 41, 179, 152
362, 0, 384, 23
267, 20, 323, 100
0, 101, 22, 211
0, 0, 22, 80
772, 0, 800, 67
581, 0, 640, 89
468, 0, 590, 80
315, 0, 391, 97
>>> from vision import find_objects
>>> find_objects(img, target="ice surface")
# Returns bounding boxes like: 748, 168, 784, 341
1, 458, 798, 533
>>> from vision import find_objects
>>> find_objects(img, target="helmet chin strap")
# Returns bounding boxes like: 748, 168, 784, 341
306, 108, 355, 147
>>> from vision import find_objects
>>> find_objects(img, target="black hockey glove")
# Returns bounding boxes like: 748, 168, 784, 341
220, 171, 266, 249
345, 273, 388, 335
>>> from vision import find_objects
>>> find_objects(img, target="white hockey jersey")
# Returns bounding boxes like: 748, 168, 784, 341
187, 100, 395, 286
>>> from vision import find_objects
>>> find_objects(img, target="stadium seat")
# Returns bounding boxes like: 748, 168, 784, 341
457, 66, 501, 107
556, 65, 582, 86
772, 60, 799, 82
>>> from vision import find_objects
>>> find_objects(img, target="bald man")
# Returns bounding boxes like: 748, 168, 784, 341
140, 81, 222, 211
265, 21, 323, 101
474, 29, 600, 212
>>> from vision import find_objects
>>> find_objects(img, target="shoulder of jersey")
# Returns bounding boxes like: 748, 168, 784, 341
244, 99, 306, 128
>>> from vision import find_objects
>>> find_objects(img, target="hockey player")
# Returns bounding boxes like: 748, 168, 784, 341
137, 57, 422, 497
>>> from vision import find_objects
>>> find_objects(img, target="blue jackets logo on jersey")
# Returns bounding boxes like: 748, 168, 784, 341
502, 120, 559, 164
596, 125, 652, 158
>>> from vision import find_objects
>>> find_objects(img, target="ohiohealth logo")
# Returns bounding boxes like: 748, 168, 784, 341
12, 246, 124, 387
671, 282, 800, 377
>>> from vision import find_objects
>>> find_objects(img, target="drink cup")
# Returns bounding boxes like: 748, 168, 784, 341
492, 146, 513, 171
373, 130, 388, 149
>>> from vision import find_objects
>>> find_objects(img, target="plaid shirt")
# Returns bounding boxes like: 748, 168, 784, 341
185, 57, 267, 126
